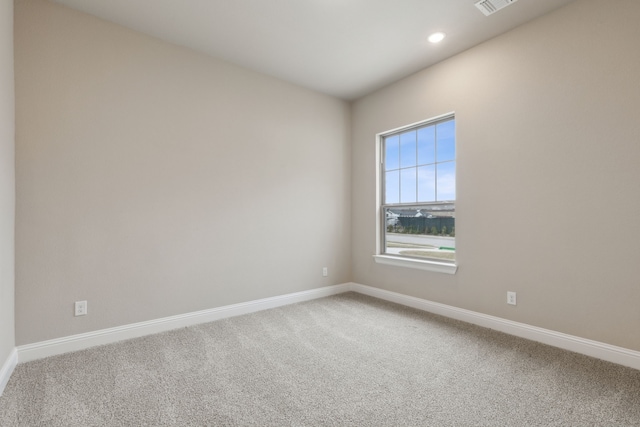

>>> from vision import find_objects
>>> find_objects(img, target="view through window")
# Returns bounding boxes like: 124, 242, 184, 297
381, 115, 455, 263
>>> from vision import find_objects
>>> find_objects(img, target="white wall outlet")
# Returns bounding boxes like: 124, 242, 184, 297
507, 291, 517, 306
75, 300, 88, 316
322, 267, 328, 277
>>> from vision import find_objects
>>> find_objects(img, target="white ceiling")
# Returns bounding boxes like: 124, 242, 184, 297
52, 0, 577, 100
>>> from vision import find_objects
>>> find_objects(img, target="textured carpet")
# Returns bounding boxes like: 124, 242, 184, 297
1, 292, 640, 426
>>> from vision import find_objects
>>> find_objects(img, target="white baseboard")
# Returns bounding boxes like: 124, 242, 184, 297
349, 283, 640, 371
0, 348, 18, 396
13, 281, 640, 373
17, 283, 351, 363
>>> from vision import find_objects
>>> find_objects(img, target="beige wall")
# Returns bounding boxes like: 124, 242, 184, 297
12, 0, 640, 355
0, 0, 15, 364
352, 0, 640, 351
14, 0, 351, 345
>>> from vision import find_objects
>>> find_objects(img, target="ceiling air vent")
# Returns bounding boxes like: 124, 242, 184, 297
475, 0, 519, 16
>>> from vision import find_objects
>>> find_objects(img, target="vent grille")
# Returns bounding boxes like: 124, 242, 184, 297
475, 0, 519, 16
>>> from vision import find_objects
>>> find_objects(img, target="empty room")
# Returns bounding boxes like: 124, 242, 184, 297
1, 0, 640, 425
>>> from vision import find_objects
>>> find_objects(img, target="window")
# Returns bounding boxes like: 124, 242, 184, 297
376, 114, 456, 273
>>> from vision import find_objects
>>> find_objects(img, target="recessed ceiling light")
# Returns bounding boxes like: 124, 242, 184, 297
428, 32, 446, 44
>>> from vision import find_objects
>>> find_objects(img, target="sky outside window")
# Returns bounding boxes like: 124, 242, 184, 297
384, 118, 455, 204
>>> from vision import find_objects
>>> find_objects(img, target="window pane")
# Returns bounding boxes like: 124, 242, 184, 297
437, 161, 456, 201
385, 135, 399, 171
381, 115, 455, 264
385, 170, 399, 204
384, 204, 455, 261
436, 120, 455, 162
399, 130, 416, 169
400, 168, 417, 203
417, 165, 435, 202
417, 126, 435, 165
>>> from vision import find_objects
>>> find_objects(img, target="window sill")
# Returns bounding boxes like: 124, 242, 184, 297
373, 255, 458, 275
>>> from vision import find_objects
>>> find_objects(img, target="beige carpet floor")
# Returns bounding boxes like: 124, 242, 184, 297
1, 292, 640, 426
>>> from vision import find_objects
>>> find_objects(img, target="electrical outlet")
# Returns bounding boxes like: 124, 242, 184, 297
507, 292, 517, 306
75, 300, 88, 316
322, 267, 328, 277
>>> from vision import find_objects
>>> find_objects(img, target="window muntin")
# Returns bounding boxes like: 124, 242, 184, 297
381, 115, 456, 263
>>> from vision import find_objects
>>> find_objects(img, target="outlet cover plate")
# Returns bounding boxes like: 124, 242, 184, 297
75, 300, 88, 316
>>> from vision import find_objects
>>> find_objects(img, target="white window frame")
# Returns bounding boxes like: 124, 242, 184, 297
373, 112, 458, 275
